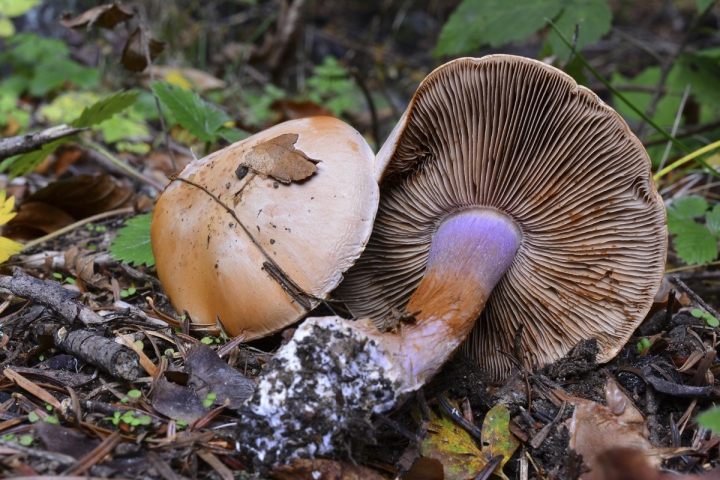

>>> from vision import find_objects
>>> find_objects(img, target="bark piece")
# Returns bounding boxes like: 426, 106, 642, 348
0, 268, 105, 325
240, 133, 318, 183
0, 125, 85, 160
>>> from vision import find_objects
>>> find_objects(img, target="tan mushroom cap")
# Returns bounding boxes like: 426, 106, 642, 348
339, 55, 667, 380
152, 117, 378, 339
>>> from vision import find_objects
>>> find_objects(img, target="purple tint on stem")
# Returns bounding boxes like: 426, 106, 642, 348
426, 209, 522, 293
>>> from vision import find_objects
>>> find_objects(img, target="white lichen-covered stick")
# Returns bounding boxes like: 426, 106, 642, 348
237, 55, 667, 468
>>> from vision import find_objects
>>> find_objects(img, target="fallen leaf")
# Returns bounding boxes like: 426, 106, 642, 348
185, 342, 255, 409
64, 245, 112, 290
415, 399, 488, 480
270, 458, 386, 480
121, 27, 165, 72
480, 404, 520, 479
0, 190, 25, 261
240, 133, 318, 184
3, 202, 75, 240
403, 457, 444, 480
60, 2, 133, 30
35, 422, 100, 459
151, 376, 208, 424
139, 66, 227, 92
557, 378, 660, 480
594, 448, 720, 480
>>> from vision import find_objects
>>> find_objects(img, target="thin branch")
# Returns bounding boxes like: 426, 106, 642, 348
81, 140, 166, 191
0, 125, 87, 160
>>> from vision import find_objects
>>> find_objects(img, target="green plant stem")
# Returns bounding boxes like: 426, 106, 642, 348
546, 19, 720, 181
81, 140, 166, 191
654, 139, 720, 181
22, 207, 135, 251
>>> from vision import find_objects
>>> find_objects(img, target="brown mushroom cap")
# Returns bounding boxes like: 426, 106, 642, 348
152, 117, 378, 339
339, 55, 667, 380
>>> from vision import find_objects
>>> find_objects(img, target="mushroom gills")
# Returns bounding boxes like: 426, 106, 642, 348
385, 208, 522, 385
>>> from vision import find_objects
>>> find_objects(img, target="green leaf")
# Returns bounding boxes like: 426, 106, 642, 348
0, 0, 41, 18
27, 411, 39, 423
481, 404, 520, 478
698, 406, 720, 433
691, 308, 704, 318
435, 0, 565, 57
72, 90, 140, 129
127, 389, 142, 399
43, 415, 58, 424
705, 315, 719, 327
18, 435, 33, 446
0, 17, 15, 37
696, 0, 717, 13
29, 58, 99, 96
152, 82, 231, 142
548, 0, 612, 59
109, 214, 155, 266
218, 126, 250, 143
707, 205, 720, 237
668, 196, 709, 220
673, 222, 718, 265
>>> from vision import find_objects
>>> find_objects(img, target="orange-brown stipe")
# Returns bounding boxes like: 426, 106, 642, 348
371, 209, 522, 386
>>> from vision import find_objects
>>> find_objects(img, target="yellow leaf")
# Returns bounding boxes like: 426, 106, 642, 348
0, 191, 16, 225
165, 70, 193, 90
0, 237, 24, 263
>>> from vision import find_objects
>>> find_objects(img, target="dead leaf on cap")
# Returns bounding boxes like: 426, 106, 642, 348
270, 458, 386, 480
121, 27, 165, 72
240, 133, 318, 184
60, 3, 133, 30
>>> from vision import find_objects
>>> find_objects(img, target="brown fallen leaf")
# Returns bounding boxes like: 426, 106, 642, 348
240, 133, 318, 184
3, 202, 75, 241
270, 458, 386, 480
64, 245, 112, 290
121, 27, 166, 72
557, 378, 661, 480
138, 66, 227, 92
60, 2, 133, 30
403, 457, 444, 480
594, 448, 720, 480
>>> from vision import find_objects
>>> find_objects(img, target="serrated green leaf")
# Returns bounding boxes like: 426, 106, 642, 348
435, 0, 565, 57
707, 204, 720, 237
29, 58, 99, 96
548, 0, 612, 58
673, 222, 718, 265
698, 406, 720, 434
152, 81, 231, 142
72, 90, 140, 129
668, 196, 709, 220
109, 214, 155, 266
4, 139, 67, 179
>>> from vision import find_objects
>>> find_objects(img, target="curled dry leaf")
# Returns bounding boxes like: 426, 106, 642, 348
151, 376, 208, 424
60, 2, 133, 30
64, 245, 112, 290
556, 378, 660, 480
138, 66, 227, 92
270, 458, 387, 480
121, 27, 166, 72
185, 342, 255, 409
240, 133, 318, 184
4, 173, 135, 240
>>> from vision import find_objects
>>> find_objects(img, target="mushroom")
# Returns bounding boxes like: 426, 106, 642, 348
236, 55, 666, 467
151, 117, 378, 339
339, 54, 668, 380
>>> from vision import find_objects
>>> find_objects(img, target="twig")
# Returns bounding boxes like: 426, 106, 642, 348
137, 14, 176, 172
0, 125, 87, 160
81, 140, 166, 191
672, 276, 720, 319
637, 4, 714, 138
437, 394, 483, 442
644, 119, 720, 147
350, 67, 380, 151
658, 83, 691, 172
474, 455, 504, 480
22, 207, 135, 251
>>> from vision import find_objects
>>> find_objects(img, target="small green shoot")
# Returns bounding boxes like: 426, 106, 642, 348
120, 287, 137, 298
637, 337, 652, 353
2, 434, 14, 441
133, 340, 144, 350
27, 411, 39, 423
18, 435, 33, 446
104, 410, 152, 428
691, 308, 720, 327
200, 336, 216, 345
698, 406, 720, 434
52, 272, 76, 285
43, 415, 58, 424
203, 392, 217, 408
127, 389, 142, 399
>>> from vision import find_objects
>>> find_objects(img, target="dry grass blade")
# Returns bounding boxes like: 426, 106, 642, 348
4, 368, 62, 409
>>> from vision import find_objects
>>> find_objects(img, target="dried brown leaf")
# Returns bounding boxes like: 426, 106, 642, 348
121, 27, 165, 72
60, 2, 133, 30
240, 133, 318, 184
270, 458, 387, 480
3, 202, 75, 241
64, 245, 112, 290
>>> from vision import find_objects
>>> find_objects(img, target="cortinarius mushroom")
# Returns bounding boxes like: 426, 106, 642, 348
237, 55, 666, 467
151, 117, 378, 339
339, 54, 668, 380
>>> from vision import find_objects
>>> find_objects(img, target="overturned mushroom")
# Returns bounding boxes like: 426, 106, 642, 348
151, 117, 378, 339
237, 55, 666, 467
340, 54, 668, 380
